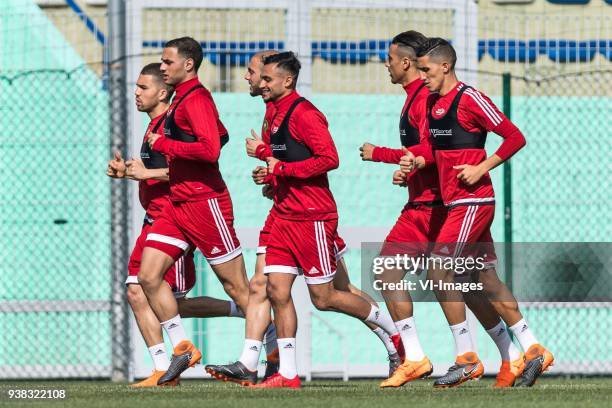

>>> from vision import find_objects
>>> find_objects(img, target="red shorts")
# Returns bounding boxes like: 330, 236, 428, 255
264, 218, 338, 285
256, 210, 277, 255
144, 191, 242, 265
431, 204, 497, 268
333, 234, 348, 260
258, 211, 347, 260
127, 222, 196, 298
380, 203, 447, 257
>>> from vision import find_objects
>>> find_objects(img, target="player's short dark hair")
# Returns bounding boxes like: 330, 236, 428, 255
417, 37, 457, 69
164, 36, 204, 71
140, 63, 174, 103
391, 31, 427, 59
263, 51, 301, 88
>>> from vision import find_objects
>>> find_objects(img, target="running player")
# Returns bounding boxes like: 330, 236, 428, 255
205, 51, 403, 386
252, 52, 396, 389
402, 38, 554, 387
106, 63, 244, 387
359, 30, 440, 387
204, 50, 282, 386
246, 56, 403, 376
362, 31, 527, 388
137, 37, 250, 385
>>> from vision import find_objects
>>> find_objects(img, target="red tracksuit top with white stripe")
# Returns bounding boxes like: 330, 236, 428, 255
414, 82, 525, 207
151, 77, 229, 202
261, 91, 339, 221
370, 78, 442, 204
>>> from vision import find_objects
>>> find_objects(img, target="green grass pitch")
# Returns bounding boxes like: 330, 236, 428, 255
1, 378, 610, 408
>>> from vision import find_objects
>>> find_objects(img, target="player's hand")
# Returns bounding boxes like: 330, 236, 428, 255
359, 142, 376, 161
246, 129, 264, 158
147, 133, 162, 149
399, 148, 416, 174
266, 157, 280, 174
125, 158, 148, 181
262, 184, 274, 200
392, 169, 407, 187
252, 166, 268, 185
107, 151, 126, 178
414, 156, 426, 170
454, 164, 486, 186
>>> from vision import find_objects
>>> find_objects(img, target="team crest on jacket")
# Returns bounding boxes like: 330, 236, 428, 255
263, 120, 269, 133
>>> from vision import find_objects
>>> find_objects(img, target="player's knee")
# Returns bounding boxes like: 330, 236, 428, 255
137, 270, 157, 290
310, 291, 333, 311
501, 301, 519, 314
479, 269, 503, 292
266, 279, 289, 306
223, 282, 248, 309
312, 298, 332, 311
265, 281, 279, 302
249, 273, 267, 297
221, 280, 240, 300
427, 266, 453, 288
332, 277, 349, 292
139, 249, 173, 289
126, 284, 147, 309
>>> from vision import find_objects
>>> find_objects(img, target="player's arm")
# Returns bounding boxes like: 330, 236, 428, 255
125, 159, 169, 182
255, 142, 273, 161
269, 110, 339, 179
147, 168, 170, 181
360, 143, 405, 164
371, 133, 434, 172
454, 90, 526, 185
150, 96, 221, 162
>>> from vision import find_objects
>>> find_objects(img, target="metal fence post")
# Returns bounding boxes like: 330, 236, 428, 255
108, 0, 130, 382
502, 72, 513, 292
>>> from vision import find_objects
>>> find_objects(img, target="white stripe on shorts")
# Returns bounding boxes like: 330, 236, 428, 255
211, 198, 236, 252
454, 205, 478, 258
178, 257, 184, 292
146, 233, 190, 250
315, 221, 332, 276
175, 258, 180, 292
208, 198, 234, 252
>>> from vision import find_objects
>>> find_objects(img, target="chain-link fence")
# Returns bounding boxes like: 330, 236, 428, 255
0, 0, 121, 379
503, 70, 612, 374
1, 0, 610, 380
0, 66, 112, 378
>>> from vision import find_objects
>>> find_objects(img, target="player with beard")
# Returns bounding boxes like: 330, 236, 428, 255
205, 51, 404, 386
